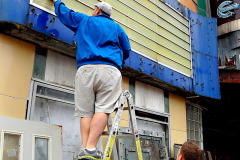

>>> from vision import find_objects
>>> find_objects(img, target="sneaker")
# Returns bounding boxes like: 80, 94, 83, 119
78, 149, 103, 160
78, 148, 85, 158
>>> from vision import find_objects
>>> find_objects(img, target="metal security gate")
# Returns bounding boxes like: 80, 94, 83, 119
115, 107, 171, 160
117, 129, 168, 160
135, 107, 171, 155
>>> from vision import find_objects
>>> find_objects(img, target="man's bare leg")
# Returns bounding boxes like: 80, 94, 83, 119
86, 112, 109, 149
80, 117, 92, 148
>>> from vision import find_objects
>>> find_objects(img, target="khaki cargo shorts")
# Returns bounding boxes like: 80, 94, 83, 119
74, 64, 122, 117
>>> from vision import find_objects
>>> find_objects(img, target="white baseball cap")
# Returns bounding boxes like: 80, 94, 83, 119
94, 2, 112, 16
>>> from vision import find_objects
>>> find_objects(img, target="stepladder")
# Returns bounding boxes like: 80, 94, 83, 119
103, 90, 143, 160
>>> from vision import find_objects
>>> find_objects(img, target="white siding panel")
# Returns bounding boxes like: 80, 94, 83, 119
135, 81, 164, 112
45, 50, 77, 88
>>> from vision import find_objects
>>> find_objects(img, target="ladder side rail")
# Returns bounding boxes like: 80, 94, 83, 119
106, 116, 119, 160
107, 116, 113, 131
103, 93, 127, 160
127, 95, 143, 160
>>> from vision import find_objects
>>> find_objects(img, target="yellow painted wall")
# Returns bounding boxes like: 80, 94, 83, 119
169, 92, 187, 157
110, 76, 129, 127
0, 33, 35, 119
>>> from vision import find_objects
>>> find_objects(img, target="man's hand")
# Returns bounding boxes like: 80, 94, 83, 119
52, 0, 57, 3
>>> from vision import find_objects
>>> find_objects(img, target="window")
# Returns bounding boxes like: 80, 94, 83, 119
186, 103, 203, 149
27, 79, 82, 159
33, 135, 52, 160
0, 130, 23, 160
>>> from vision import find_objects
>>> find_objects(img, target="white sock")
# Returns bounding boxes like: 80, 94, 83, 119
86, 148, 96, 151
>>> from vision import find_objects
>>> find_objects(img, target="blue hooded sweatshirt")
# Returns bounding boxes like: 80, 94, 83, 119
54, 1, 131, 70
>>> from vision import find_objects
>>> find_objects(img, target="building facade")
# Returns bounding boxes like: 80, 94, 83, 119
0, 0, 219, 159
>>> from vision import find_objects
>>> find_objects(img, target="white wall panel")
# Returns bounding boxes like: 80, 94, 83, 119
135, 81, 164, 112
0, 116, 62, 160
45, 50, 77, 88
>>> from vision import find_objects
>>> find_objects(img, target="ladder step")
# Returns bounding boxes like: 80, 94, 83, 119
102, 131, 110, 135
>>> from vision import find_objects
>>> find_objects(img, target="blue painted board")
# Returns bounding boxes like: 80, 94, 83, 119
27, 6, 76, 45
0, 0, 29, 25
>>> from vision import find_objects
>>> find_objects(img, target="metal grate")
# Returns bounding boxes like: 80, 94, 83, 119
186, 104, 203, 149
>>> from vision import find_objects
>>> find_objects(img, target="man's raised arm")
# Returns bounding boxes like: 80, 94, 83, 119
51, 0, 85, 32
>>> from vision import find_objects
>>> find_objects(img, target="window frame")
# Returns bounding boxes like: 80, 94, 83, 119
27, 78, 75, 121
32, 134, 52, 160
0, 130, 24, 160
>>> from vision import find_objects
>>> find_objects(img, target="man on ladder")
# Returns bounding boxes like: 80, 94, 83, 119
52, 0, 131, 159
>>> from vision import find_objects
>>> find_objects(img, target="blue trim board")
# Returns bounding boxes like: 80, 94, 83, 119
189, 11, 220, 99
126, 51, 193, 92
164, 0, 220, 99
0, 0, 29, 25
27, 6, 76, 45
